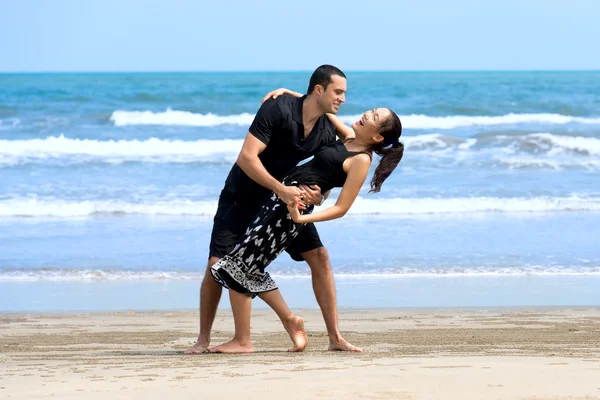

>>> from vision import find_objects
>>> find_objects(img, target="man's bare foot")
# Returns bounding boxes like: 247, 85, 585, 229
284, 316, 308, 352
328, 338, 362, 352
208, 339, 254, 354
184, 341, 210, 354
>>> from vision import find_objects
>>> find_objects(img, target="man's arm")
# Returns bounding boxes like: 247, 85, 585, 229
236, 133, 301, 205
236, 99, 301, 206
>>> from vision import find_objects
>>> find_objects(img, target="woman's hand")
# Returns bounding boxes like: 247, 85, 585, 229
287, 199, 305, 223
261, 88, 303, 104
262, 88, 287, 104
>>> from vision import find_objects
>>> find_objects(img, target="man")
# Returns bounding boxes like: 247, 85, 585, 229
185, 65, 361, 353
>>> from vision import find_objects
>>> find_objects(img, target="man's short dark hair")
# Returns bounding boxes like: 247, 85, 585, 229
307, 65, 346, 95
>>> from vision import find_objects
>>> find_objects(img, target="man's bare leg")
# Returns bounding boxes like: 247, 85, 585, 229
301, 247, 362, 352
184, 256, 222, 354
208, 289, 254, 354
259, 289, 307, 352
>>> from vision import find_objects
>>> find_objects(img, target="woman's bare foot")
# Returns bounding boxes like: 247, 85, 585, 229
284, 316, 308, 352
328, 338, 362, 352
208, 339, 254, 354
184, 341, 210, 354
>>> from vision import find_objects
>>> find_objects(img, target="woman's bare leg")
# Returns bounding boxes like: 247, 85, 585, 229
209, 289, 254, 353
258, 289, 307, 352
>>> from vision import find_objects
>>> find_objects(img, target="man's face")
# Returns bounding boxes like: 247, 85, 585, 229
317, 75, 346, 114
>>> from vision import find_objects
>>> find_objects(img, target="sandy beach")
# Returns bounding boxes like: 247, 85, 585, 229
2, 307, 600, 399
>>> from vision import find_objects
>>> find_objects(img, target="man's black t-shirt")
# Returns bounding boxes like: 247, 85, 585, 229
222, 94, 338, 204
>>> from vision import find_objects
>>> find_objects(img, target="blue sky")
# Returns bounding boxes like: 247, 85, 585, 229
1, 0, 598, 72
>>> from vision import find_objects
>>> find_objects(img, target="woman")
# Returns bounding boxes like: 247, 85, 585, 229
209, 88, 404, 353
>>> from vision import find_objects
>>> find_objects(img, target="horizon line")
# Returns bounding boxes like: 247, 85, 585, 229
1, 68, 600, 74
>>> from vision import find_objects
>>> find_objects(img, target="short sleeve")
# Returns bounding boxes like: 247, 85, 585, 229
248, 99, 281, 145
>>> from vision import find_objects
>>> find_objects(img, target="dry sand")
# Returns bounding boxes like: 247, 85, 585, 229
1, 307, 600, 399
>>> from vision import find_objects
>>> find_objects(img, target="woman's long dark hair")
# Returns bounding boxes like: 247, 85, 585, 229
369, 110, 404, 193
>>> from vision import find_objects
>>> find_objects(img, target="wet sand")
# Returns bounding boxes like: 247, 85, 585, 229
2, 307, 600, 399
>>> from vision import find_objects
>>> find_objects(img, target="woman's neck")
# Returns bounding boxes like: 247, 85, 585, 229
344, 137, 371, 153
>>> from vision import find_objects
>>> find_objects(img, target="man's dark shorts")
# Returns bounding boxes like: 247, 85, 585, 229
209, 191, 323, 262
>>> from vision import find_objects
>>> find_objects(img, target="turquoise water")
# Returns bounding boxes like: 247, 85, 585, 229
1, 72, 599, 311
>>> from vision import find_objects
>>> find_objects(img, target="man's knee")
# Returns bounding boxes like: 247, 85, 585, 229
207, 256, 220, 268
202, 257, 221, 286
302, 247, 331, 272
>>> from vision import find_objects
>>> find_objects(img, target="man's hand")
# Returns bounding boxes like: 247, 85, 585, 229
299, 184, 323, 206
275, 184, 303, 208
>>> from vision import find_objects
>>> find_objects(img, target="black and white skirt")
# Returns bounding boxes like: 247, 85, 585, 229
210, 191, 308, 298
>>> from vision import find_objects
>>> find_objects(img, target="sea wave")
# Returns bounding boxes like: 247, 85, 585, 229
1, 266, 599, 282
1, 133, 599, 167
110, 109, 600, 129
1, 196, 599, 218
0, 135, 242, 166
0, 118, 20, 130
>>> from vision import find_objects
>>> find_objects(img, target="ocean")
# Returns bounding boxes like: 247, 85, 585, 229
1, 71, 599, 311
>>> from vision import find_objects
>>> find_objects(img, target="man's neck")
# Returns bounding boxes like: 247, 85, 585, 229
302, 95, 323, 126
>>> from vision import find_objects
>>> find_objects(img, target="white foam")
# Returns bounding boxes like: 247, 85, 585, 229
0, 269, 200, 282
0, 198, 218, 217
499, 157, 600, 170
2, 133, 599, 166
1, 266, 599, 282
346, 196, 600, 214
402, 133, 456, 149
1, 196, 599, 218
0, 134, 243, 165
458, 138, 477, 150
110, 109, 600, 129
393, 113, 600, 130
110, 109, 256, 127
527, 133, 600, 156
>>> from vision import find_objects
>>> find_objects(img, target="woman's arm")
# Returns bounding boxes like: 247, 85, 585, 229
261, 88, 302, 103
288, 154, 371, 223
326, 113, 355, 142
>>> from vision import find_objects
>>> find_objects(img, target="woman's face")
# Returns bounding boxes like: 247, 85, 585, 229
352, 108, 391, 140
